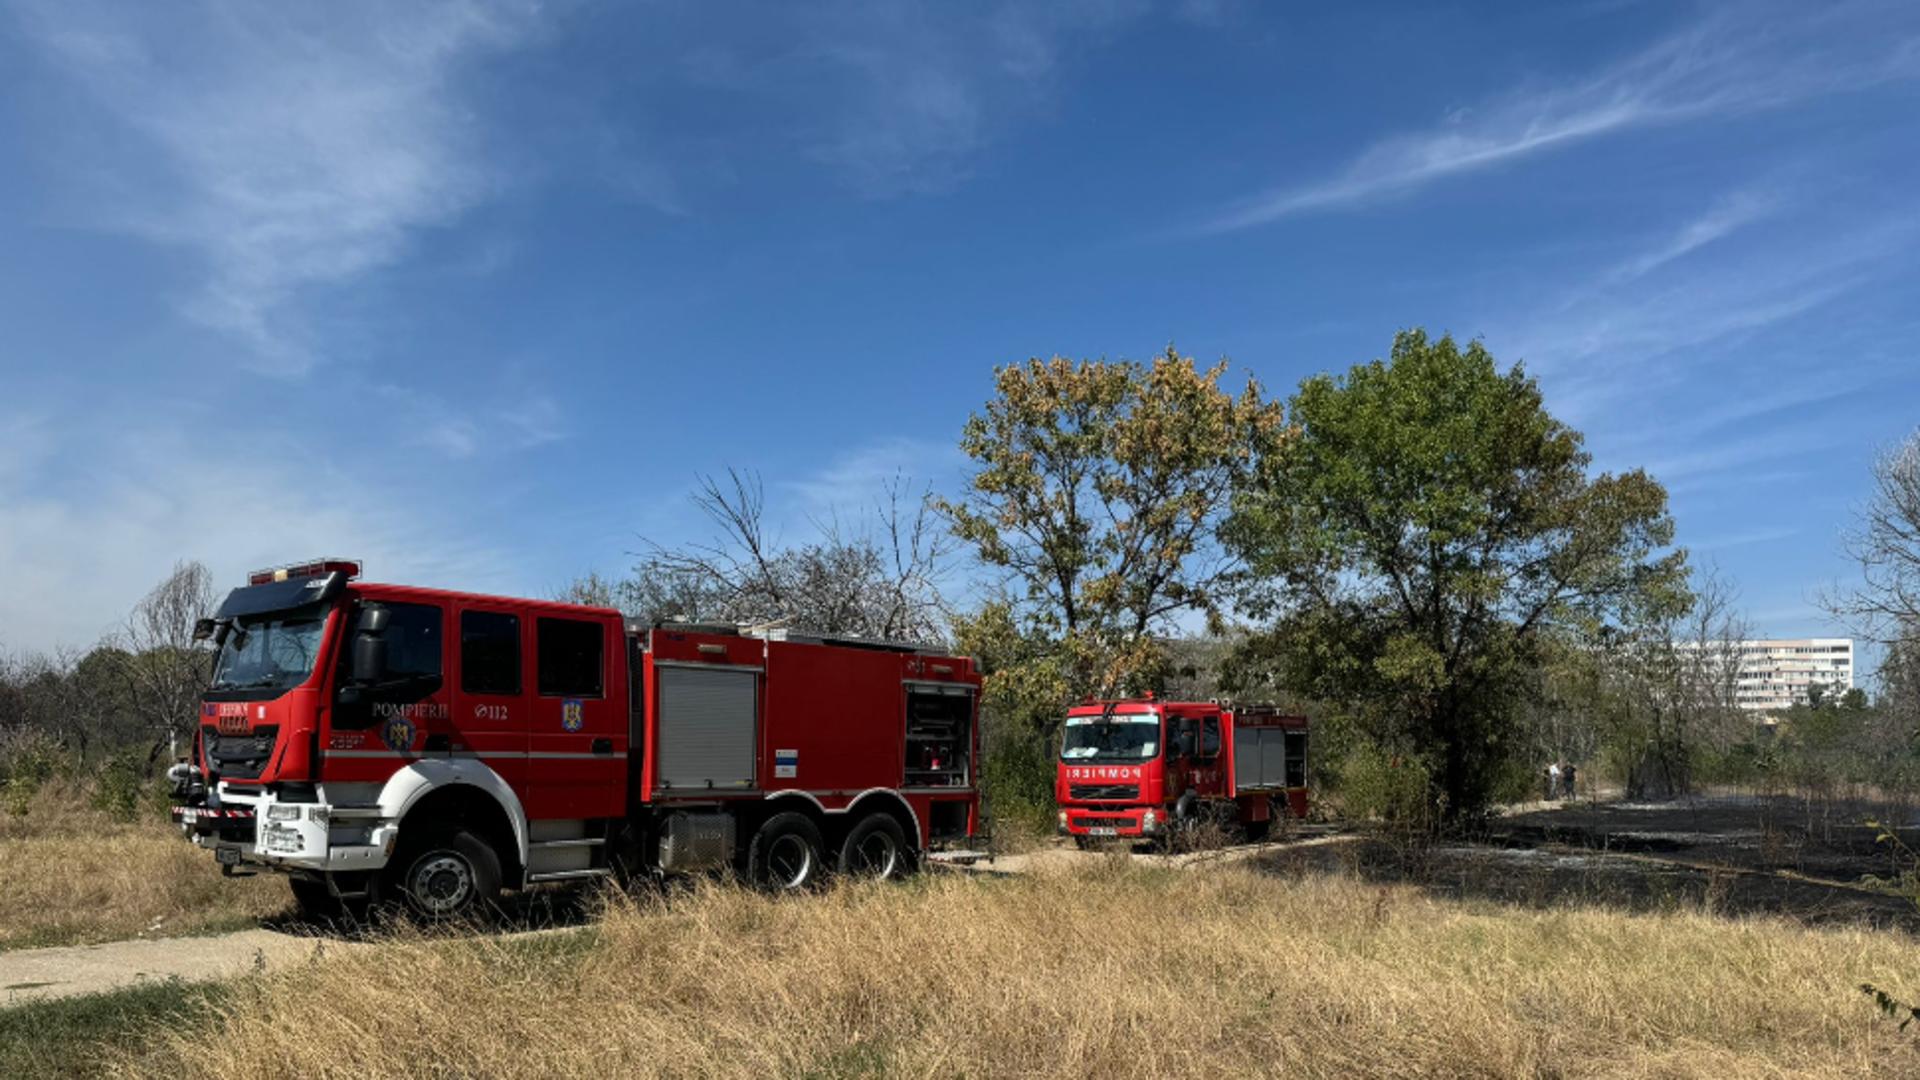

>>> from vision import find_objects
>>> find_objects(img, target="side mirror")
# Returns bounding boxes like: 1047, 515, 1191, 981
350, 607, 389, 684
192, 618, 216, 643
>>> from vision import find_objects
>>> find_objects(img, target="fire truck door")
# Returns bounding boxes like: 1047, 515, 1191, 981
451, 605, 528, 793
1191, 710, 1228, 797
525, 615, 625, 820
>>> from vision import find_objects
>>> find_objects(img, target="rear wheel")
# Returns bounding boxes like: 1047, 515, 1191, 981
747, 812, 825, 890
386, 827, 502, 920
837, 813, 911, 879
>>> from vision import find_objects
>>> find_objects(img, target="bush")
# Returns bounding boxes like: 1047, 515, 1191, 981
1335, 744, 1434, 826
0, 729, 65, 817
982, 727, 1056, 843
90, 751, 162, 822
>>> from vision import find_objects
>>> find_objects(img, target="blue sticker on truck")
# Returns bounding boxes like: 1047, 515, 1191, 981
562, 699, 584, 732
775, 749, 798, 779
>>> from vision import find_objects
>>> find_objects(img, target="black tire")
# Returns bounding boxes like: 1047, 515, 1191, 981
288, 875, 344, 922
837, 813, 912, 879
385, 827, 502, 920
746, 812, 826, 891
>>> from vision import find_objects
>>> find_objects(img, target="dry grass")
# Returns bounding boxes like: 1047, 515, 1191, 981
0, 784, 288, 950
127, 858, 1920, 1079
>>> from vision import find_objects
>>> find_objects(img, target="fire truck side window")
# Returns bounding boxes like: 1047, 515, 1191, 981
332, 602, 443, 729
381, 603, 443, 681
1198, 714, 1222, 760
537, 617, 604, 697
461, 611, 520, 696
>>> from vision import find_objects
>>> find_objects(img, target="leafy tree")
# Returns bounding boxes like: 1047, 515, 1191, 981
938, 348, 1286, 824
938, 347, 1285, 826
938, 346, 1287, 695
1225, 331, 1687, 822
1586, 569, 1751, 799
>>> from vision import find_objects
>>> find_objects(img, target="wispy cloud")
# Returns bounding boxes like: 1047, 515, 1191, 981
1688, 526, 1801, 553
1490, 202, 1919, 429
784, 436, 967, 523
0, 422, 521, 652
11, 0, 543, 373
682, 0, 1150, 197
1643, 428, 1845, 486
1605, 188, 1779, 283
369, 375, 567, 461
1204, 2, 1920, 230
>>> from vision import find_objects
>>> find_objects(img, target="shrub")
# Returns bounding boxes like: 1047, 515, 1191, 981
0, 729, 65, 817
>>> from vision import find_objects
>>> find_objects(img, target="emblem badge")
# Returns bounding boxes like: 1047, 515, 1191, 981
561, 699, 584, 732
380, 714, 417, 752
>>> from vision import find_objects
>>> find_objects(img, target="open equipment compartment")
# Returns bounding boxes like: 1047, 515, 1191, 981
905, 682, 972, 788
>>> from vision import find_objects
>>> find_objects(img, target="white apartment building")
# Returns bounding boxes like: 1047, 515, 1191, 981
1732, 638, 1855, 714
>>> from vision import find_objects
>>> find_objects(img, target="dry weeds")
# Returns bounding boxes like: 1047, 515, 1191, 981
128, 858, 1920, 1079
0, 785, 288, 950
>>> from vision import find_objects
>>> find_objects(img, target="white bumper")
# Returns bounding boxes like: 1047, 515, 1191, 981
202, 783, 399, 872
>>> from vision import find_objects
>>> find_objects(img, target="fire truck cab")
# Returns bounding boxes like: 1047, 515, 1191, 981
171, 560, 982, 918
1054, 697, 1307, 844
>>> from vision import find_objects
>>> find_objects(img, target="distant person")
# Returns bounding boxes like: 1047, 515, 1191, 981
1562, 762, 1578, 800
1546, 762, 1561, 801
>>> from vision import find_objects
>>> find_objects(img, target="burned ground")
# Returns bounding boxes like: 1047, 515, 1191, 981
1258, 794, 1920, 931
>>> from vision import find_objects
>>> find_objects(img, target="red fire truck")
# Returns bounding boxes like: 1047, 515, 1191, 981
169, 559, 981, 918
1055, 697, 1307, 844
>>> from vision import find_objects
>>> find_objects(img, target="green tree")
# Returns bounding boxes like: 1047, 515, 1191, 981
939, 347, 1286, 826
938, 347, 1287, 696
1225, 331, 1688, 822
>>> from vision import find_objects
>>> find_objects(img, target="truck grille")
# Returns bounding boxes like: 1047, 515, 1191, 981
1068, 783, 1139, 801
204, 724, 279, 780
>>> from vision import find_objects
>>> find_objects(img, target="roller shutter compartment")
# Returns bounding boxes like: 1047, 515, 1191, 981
656, 667, 758, 790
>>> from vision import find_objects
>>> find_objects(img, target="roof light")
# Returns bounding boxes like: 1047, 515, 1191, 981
247, 558, 362, 586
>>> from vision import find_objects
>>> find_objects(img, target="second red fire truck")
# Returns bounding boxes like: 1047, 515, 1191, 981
1055, 697, 1308, 844
171, 559, 981, 918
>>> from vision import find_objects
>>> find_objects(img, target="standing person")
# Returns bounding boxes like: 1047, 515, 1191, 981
1563, 761, 1578, 801
1546, 761, 1562, 801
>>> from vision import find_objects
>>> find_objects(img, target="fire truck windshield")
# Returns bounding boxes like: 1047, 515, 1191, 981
209, 614, 328, 694
1060, 714, 1160, 763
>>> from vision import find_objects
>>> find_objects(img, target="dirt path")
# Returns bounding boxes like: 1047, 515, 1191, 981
0, 930, 352, 1007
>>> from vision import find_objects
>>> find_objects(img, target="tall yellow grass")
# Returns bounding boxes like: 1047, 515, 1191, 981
0, 785, 287, 950
132, 858, 1920, 1078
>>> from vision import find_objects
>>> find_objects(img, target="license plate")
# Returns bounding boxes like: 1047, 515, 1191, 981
263, 826, 303, 854
1087, 827, 1118, 837
215, 846, 241, 866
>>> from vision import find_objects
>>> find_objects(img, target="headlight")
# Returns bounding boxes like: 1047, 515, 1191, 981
1142, 809, 1159, 830
266, 804, 301, 822
1057, 810, 1069, 830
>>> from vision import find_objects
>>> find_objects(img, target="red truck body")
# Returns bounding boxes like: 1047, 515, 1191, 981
1055, 698, 1307, 841
173, 561, 980, 914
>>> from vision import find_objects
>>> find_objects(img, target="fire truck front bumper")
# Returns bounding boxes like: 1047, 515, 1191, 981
1058, 805, 1163, 838
183, 785, 400, 873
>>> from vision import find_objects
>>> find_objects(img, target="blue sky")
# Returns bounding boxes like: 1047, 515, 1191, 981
2, 0, 1918, 668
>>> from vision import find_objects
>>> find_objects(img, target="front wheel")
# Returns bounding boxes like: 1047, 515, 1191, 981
385, 827, 502, 920
747, 812, 825, 891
